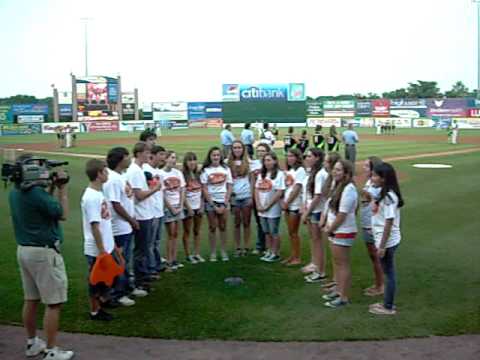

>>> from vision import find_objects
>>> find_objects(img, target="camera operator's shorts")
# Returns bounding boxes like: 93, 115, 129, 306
17, 246, 68, 305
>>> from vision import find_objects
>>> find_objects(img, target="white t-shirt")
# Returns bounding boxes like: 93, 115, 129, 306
284, 167, 306, 211
255, 171, 286, 218
250, 159, 262, 177
185, 176, 202, 210
81, 187, 115, 257
230, 160, 256, 200
371, 190, 401, 248
326, 183, 358, 235
143, 163, 164, 218
360, 179, 381, 229
103, 169, 135, 236
313, 168, 329, 213
158, 168, 185, 209
126, 162, 154, 221
200, 165, 233, 203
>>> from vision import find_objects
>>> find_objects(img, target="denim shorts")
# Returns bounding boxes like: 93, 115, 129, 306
309, 212, 321, 224
164, 207, 184, 223
286, 209, 300, 215
231, 197, 252, 208
330, 235, 356, 247
362, 228, 375, 244
205, 201, 227, 213
259, 216, 281, 236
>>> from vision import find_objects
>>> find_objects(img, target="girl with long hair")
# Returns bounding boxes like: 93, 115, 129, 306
368, 162, 404, 315
159, 151, 186, 271
200, 147, 233, 262
321, 159, 358, 308
182, 152, 205, 264
228, 140, 254, 256
281, 148, 306, 265
255, 152, 285, 262
360, 156, 384, 296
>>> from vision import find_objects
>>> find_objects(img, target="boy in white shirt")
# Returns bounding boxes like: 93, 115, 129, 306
81, 159, 122, 321
126, 142, 162, 289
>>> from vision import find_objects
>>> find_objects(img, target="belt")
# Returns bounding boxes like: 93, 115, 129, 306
20, 244, 61, 254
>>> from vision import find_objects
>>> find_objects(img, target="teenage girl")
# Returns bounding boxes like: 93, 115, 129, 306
321, 159, 358, 308
228, 140, 253, 257
200, 147, 233, 262
368, 162, 404, 316
281, 148, 306, 266
182, 152, 205, 264
300, 148, 328, 282
255, 152, 285, 262
360, 156, 384, 296
159, 151, 186, 271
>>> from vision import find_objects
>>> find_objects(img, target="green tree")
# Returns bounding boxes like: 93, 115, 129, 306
407, 81, 441, 98
382, 88, 409, 99
444, 81, 470, 98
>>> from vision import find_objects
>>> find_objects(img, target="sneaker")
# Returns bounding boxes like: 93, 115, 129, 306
242, 248, 250, 256
26, 337, 46, 357
43, 347, 74, 360
305, 272, 327, 283
301, 263, 318, 274
131, 288, 148, 297
325, 298, 349, 308
210, 254, 217, 262
252, 249, 260, 255
260, 251, 272, 261
234, 248, 242, 258
322, 291, 340, 301
186, 255, 198, 264
194, 254, 206, 263
264, 254, 281, 263
148, 273, 161, 280
221, 251, 229, 262
369, 304, 397, 315
160, 257, 168, 263
173, 261, 184, 268
90, 309, 113, 321
118, 296, 135, 307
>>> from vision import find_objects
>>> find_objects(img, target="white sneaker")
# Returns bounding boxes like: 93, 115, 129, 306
131, 288, 148, 297
260, 251, 272, 261
221, 251, 229, 262
194, 254, 206, 263
43, 347, 74, 360
118, 295, 136, 306
26, 337, 46, 357
210, 254, 217, 262
187, 255, 198, 264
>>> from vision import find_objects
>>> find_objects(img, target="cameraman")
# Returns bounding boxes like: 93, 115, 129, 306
9, 154, 74, 360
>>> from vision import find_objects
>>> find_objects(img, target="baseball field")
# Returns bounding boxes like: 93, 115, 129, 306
0, 127, 479, 341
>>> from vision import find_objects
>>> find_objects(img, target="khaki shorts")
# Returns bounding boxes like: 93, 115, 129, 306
17, 246, 68, 305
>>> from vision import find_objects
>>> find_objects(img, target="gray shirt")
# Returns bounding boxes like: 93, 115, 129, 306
342, 130, 359, 145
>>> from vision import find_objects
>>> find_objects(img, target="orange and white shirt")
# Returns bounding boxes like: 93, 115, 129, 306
185, 177, 203, 210
158, 168, 186, 209
255, 171, 286, 218
200, 165, 233, 203
284, 167, 306, 211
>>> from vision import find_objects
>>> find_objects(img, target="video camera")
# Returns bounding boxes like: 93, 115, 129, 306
2, 153, 69, 191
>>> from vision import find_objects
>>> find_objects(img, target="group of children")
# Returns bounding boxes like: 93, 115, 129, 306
81, 128, 404, 321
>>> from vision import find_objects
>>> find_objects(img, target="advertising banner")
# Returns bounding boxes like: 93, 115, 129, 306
372, 99, 390, 117
119, 120, 155, 132
11, 104, 49, 115
81, 121, 119, 133
122, 93, 135, 104
0, 123, 42, 135
59, 104, 72, 116
412, 119, 434, 128
239, 84, 288, 102
288, 83, 306, 101
431, 117, 452, 129
468, 108, 480, 117
355, 101, 372, 116
58, 91, 72, 105
0, 105, 12, 123
374, 117, 411, 128
323, 100, 355, 110
452, 117, 480, 129
390, 99, 427, 108
307, 117, 341, 128
152, 102, 188, 120
390, 109, 426, 118
306, 101, 323, 117
122, 103, 135, 115
188, 102, 223, 121
358, 117, 375, 128
324, 110, 355, 117
42, 122, 81, 134
427, 99, 468, 117
17, 115, 44, 124
222, 84, 240, 102
188, 119, 223, 128
78, 115, 119, 121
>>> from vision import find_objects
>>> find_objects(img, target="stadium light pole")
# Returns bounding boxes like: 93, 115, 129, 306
81, 17, 92, 77
474, 1, 480, 97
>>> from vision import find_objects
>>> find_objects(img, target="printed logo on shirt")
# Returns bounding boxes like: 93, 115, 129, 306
101, 200, 111, 220
256, 178, 273, 192
208, 173, 226, 185
164, 177, 181, 191
187, 179, 202, 193
285, 173, 295, 187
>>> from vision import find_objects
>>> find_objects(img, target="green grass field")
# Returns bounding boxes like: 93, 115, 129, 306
0, 128, 479, 341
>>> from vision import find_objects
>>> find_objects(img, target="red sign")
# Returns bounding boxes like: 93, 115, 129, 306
468, 108, 480, 117
372, 99, 390, 117
84, 121, 119, 132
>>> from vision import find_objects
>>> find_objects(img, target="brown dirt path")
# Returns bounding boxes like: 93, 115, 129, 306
0, 325, 479, 360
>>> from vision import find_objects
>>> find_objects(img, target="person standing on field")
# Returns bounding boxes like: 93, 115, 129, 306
220, 124, 235, 158
342, 123, 359, 172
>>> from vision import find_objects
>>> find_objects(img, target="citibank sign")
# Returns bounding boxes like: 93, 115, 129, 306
239, 85, 287, 101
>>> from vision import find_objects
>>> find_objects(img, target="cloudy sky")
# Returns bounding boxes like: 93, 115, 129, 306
0, 0, 477, 103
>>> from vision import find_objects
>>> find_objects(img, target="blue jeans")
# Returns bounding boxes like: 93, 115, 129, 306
253, 206, 266, 251
112, 233, 133, 299
381, 244, 398, 310
134, 219, 153, 286
149, 217, 164, 273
